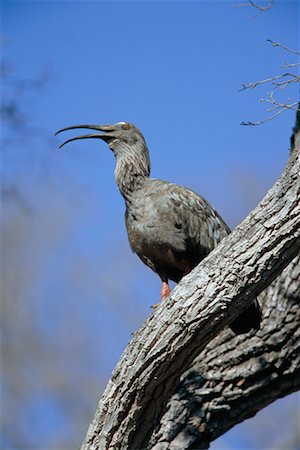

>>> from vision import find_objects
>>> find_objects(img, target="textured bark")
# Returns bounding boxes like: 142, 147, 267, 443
149, 254, 300, 449
82, 128, 300, 449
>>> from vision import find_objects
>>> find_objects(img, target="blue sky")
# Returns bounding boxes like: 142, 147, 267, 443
2, 1, 299, 449
3, 1, 298, 223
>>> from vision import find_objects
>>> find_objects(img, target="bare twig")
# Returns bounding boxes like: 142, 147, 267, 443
241, 100, 298, 126
267, 39, 300, 56
248, 0, 274, 11
241, 108, 290, 126
234, 0, 274, 16
240, 40, 299, 125
239, 73, 299, 91
241, 92, 299, 125
282, 62, 300, 69
262, 94, 299, 112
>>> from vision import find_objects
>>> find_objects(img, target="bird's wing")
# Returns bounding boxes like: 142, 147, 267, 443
155, 180, 231, 254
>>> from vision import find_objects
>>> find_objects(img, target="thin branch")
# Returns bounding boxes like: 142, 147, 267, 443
267, 39, 300, 56
234, 0, 274, 17
241, 107, 290, 126
272, 79, 300, 90
248, 0, 274, 11
282, 62, 300, 69
239, 73, 298, 91
241, 96, 299, 125
263, 97, 299, 113
240, 40, 299, 125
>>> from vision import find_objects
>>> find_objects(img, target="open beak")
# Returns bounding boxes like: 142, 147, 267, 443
55, 124, 116, 149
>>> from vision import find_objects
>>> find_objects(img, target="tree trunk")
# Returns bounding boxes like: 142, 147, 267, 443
81, 115, 300, 450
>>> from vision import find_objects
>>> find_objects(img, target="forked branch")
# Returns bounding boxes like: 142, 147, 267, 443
241, 40, 300, 126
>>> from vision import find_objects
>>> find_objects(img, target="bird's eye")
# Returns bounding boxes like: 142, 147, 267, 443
122, 123, 131, 130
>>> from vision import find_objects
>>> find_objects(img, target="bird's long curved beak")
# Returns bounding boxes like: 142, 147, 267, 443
55, 124, 116, 149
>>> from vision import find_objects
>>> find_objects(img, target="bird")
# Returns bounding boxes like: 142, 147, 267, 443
55, 121, 262, 334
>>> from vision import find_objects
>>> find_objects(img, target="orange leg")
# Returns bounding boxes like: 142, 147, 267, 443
161, 281, 171, 301
151, 280, 171, 308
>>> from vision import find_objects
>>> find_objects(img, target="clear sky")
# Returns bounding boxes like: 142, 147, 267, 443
3, 1, 299, 224
2, 1, 299, 449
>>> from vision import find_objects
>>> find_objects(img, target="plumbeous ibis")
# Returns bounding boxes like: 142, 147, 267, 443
55, 121, 262, 334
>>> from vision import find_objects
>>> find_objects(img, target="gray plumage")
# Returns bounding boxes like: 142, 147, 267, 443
55, 121, 262, 334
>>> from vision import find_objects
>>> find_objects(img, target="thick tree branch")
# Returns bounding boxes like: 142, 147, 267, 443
81, 134, 300, 449
149, 253, 300, 449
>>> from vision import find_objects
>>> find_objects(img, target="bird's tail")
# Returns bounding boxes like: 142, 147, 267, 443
229, 298, 262, 334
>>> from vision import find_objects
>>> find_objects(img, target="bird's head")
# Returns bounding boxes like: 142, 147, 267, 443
55, 121, 151, 195
55, 121, 147, 159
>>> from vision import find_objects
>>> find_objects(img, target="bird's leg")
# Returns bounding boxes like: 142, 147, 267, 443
161, 281, 170, 301
151, 279, 170, 309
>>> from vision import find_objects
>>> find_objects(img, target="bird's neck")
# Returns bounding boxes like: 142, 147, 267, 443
114, 150, 150, 202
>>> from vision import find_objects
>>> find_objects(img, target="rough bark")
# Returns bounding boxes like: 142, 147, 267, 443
82, 127, 300, 450
149, 253, 300, 449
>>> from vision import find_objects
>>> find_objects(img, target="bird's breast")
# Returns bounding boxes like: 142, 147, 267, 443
124, 200, 189, 280
125, 203, 185, 254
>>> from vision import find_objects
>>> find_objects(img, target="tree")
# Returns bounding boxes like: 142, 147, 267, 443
79, 105, 300, 449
